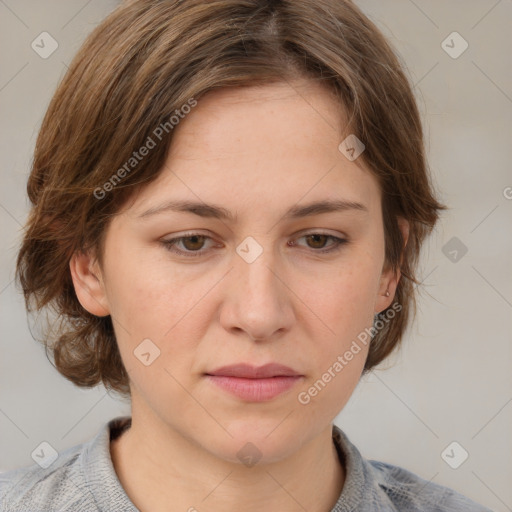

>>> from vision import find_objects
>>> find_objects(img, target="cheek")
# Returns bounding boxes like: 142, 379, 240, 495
295, 272, 373, 415
103, 246, 216, 376
103, 241, 188, 326
301, 255, 380, 339
292, 253, 379, 402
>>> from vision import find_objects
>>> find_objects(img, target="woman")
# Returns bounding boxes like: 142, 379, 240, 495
0, 0, 492, 510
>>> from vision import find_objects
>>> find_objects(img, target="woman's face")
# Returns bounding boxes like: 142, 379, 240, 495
73, 79, 406, 464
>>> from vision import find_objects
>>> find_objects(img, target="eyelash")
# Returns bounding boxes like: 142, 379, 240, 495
161, 232, 348, 258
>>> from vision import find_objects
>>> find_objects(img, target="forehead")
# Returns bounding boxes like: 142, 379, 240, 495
170, 79, 347, 158
124, 80, 381, 221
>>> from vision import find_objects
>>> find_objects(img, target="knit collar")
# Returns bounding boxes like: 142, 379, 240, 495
80, 416, 372, 512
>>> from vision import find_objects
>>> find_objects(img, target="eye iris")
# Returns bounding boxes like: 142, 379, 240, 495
306, 234, 328, 249
183, 235, 205, 251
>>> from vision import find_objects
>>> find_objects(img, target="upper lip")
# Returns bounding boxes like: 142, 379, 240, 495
206, 363, 302, 378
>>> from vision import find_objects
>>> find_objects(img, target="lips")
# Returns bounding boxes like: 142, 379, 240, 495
204, 363, 304, 402
205, 363, 302, 379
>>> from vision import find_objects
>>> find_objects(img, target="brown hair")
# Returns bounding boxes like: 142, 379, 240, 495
16, 0, 447, 399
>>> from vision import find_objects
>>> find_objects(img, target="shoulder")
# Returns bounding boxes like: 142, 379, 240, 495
367, 459, 493, 512
0, 416, 133, 512
0, 442, 92, 512
332, 425, 492, 512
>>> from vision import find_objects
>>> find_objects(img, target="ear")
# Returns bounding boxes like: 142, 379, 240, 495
69, 249, 110, 317
375, 216, 409, 314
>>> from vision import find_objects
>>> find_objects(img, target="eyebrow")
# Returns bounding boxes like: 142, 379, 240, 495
137, 198, 368, 221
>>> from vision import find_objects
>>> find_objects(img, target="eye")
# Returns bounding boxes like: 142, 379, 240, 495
289, 233, 348, 254
161, 233, 215, 257
161, 231, 348, 258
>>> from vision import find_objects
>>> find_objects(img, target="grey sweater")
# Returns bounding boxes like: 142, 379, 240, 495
0, 416, 491, 511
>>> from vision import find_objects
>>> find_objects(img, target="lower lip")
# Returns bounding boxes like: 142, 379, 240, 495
205, 375, 303, 402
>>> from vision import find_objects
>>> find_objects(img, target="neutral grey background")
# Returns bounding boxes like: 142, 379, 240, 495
1, 1, 511, 510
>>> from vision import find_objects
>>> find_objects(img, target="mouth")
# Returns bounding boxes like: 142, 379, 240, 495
204, 363, 304, 402
206, 363, 302, 378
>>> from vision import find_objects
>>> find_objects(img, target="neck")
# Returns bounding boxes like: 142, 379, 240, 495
110, 412, 345, 512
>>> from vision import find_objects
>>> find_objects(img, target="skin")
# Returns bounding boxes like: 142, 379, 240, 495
70, 78, 409, 512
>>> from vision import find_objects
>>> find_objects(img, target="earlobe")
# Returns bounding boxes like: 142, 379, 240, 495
69, 250, 110, 317
375, 265, 401, 314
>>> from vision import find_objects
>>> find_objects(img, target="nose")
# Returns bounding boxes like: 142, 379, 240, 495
219, 244, 295, 342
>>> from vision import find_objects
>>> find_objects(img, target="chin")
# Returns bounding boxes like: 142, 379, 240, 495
204, 419, 306, 466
